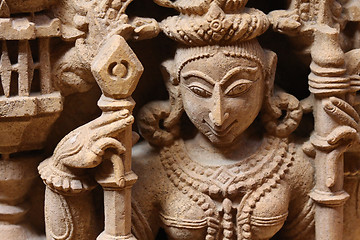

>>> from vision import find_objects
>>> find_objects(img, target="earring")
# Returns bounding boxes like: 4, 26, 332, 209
137, 99, 182, 147
262, 91, 303, 138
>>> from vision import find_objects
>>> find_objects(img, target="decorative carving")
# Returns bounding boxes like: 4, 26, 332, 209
0, 0, 360, 240
269, 1, 360, 239
131, 1, 315, 240
161, 2, 269, 46
0, 1, 63, 239
50, 0, 159, 96
38, 0, 157, 239
157, 137, 294, 239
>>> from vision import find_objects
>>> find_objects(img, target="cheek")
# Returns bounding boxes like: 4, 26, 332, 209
228, 82, 264, 124
246, 84, 264, 116
180, 87, 210, 126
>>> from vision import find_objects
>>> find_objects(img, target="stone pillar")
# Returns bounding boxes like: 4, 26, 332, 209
0, 2, 63, 239
0, 154, 40, 239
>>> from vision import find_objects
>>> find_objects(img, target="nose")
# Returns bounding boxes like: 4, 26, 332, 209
209, 89, 229, 127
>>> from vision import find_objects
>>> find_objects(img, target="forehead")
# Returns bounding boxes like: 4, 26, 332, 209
180, 52, 261, 81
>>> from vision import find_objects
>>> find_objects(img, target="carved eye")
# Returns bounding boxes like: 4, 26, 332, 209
188, 85, 212, 98
225, 81, 252, 97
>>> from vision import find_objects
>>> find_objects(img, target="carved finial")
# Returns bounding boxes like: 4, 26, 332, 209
157, 0, 269, 46
0, 0, 10, 18
91, 35, 144, 99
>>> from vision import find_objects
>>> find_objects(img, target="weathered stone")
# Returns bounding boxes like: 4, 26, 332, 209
1, 1, 360, 240
91, 35, 144, 99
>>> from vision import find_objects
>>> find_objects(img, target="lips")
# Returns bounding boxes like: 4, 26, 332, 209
204, 120, 237, 137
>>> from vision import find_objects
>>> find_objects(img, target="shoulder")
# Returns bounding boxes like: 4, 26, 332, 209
276, 137, 315, 240
132, 141, 161, 171
132, 141, 179, 198
286, 137, 315, 195
131, 141, 170, 237
132, 141, 167, 192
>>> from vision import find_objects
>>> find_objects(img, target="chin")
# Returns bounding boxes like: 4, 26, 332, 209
205, 134, 237, 148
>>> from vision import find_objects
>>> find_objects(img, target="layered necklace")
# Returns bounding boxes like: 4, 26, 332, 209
160, 135, 295, 240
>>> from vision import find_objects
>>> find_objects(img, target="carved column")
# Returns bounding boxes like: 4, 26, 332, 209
309, 26, 350, 240
0, 0, 63, 239
92, 34, 142, 240
37, 0, 159, 237
95, 97, 138, 240
269, 1, 360, 239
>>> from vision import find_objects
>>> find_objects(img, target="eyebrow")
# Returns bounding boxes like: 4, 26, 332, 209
220, 66, 259, 85
181, 70, 215, 86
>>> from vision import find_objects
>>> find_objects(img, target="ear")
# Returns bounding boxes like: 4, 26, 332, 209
160, 59, 181, 103
261, 50, 303, 138
262, 50, 281, 118
160, 59, 178, 86
160, 59, 184, 128
263, 50, 278, 97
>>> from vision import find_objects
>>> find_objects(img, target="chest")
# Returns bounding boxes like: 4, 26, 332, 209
160, 182, 291, 240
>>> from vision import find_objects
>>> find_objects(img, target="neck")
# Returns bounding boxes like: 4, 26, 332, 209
184, 124, 264, 166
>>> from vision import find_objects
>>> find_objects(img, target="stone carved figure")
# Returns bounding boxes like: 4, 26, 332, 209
0, 0, 357, 239
49, 0, 159, 96
37, 0, 159, 239
131, 1, 316, 239
343, 48, 360, 240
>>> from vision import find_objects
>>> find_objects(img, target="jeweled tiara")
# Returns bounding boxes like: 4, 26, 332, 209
155, 0, 269, 46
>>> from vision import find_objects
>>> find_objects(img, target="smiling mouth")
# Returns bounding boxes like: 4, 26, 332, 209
204, 120, 237, 137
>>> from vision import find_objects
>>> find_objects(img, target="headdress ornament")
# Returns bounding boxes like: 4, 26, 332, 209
155, 0, 270, 46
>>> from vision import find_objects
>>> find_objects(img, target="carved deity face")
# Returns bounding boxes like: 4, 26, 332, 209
179, 52, 265, 147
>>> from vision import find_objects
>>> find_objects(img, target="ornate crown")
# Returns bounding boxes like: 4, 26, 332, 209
156, 0, 269, 46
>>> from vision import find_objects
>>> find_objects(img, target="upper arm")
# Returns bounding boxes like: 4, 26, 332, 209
277, 142, 315, 240
131, 141, 164, 239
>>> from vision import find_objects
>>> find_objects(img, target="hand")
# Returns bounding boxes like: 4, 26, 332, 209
323, 97, 360, 146
52, 109, 134, 169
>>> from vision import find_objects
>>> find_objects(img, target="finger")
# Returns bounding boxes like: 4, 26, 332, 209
65, 150, 102, 169
323, 100, 359, 131
326, 126, 358, 145
90, 112, 126, 130
153, 0, 174, 8
226, 0, 234, 10
330, 97, 360, 122
94, 115, 134, 139
90, 109, 130, 130
91, 137, 126, 156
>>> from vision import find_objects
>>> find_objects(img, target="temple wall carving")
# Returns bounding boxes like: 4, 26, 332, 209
0, 0, 360, 240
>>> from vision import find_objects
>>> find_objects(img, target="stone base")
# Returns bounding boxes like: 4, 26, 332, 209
97, 232, 137, 240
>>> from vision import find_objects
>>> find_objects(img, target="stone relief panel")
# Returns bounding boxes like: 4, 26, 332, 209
0, 0, 62, 239
0, 0, 359, 240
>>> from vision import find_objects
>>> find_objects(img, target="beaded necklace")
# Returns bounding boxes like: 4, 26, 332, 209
160, 136, 295, 240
